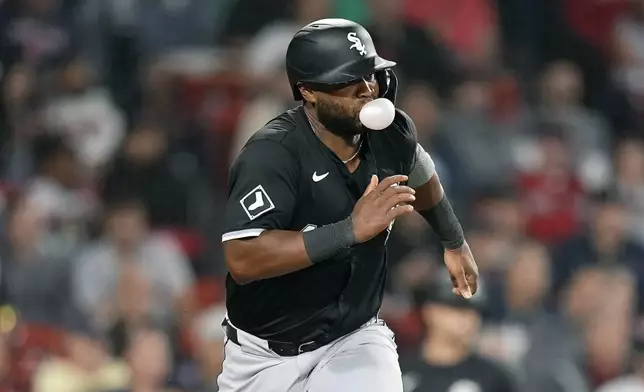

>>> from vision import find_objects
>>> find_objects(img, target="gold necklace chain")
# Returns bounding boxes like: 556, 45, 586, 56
342, 139, 363, 163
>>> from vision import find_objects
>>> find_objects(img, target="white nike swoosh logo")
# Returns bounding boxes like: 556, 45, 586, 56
312, 172, 329, 182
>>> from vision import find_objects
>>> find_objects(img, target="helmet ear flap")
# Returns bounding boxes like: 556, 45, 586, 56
292, 84, 303, 101
376, 69, 398, 104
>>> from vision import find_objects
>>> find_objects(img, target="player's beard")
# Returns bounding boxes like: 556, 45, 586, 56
316, 96, 366, 137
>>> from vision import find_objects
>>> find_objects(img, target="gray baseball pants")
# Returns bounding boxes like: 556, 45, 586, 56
217, 317, 403, 392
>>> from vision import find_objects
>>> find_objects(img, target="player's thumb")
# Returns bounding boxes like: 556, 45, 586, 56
450, 268, 472, 299
363, 175, 378, 196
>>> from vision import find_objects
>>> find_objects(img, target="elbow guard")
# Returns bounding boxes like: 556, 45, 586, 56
408, 144, 436, 188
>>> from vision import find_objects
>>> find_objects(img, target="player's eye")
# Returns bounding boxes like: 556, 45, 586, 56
363, 74, 376, 84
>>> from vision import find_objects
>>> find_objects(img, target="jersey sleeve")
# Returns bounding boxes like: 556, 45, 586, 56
390, 109, 420, 175
221, 140, 299, 242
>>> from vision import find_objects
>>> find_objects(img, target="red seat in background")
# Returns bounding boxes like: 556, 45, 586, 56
10, 324, 65, 391
158, 227, 207, 261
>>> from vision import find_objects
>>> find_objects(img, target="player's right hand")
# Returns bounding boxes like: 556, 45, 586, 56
351, 175, 415, 243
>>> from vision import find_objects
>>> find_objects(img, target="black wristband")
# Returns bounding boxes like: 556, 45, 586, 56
419, 195, 465, 250
303, 217, 357, 264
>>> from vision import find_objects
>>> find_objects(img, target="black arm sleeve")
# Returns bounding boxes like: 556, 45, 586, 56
419, 194, 465, 250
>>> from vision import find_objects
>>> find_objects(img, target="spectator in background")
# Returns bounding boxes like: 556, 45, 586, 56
72, 199, 196, 341
22, 133, 96, 259
462, 189, 526, 291
473, 188, 525, 244
534, 60, 611, 191
612, 0, 644, 105
102, 122, 190, 228
32, 310, 130, 392
596, 326, 644, 392
439, 77, 516, 204
400, 273, 518, 392
0, 0, 77, 73
384, 250, 436, 318
1, 64, 37, 130
398, 83, 457, 195
105, 326, 178, 392
230, 65, 294, 163
613, 138, 644, 246
43, 55, 125, 175
1, 64, 40, 182
550, 193, 644, 309
519, 266, 600, 392
137, 61, 181, 132
500, 242, 551, 324
0, 334, 16, 392
243, 0, 329, 83
517, 126, 585, 245
0, 196, 71, 323
402, 0, 500, 73
367, 0, 461, 99
228, 0, 328, 162
464, 227, 516, 279
77, 0, 227, 80
192, 304, 227, 392
563, 0, 628, 57
583, 267, 635, 388
478, 242, 551, 372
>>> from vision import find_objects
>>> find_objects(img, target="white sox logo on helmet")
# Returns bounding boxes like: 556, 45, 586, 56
347, 32, 367, 56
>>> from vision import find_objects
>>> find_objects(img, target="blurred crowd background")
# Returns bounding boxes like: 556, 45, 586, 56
0, 0, 643, 391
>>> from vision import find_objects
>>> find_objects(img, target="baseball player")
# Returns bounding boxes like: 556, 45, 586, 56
219, 18, 479, 392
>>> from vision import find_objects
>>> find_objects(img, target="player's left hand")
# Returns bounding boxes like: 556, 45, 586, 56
443, 242, 479, 299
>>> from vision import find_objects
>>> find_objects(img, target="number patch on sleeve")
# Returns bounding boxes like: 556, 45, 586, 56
239, 185, 276, 220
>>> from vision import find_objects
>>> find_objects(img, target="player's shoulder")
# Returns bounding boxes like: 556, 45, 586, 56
231, 109, 302, 172
369, 108, 418, 171
240, 109, 304, 155
245, 108, 301, 146
390, 108, 418, 142
370, 108, 417, 150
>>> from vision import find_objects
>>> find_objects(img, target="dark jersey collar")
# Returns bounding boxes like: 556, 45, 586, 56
293, 106, 378, 180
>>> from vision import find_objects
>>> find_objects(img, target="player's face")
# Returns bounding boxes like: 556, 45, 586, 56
310, 74, 380, 136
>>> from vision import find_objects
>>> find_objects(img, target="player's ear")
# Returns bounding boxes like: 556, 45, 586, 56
298, 84, 317, 104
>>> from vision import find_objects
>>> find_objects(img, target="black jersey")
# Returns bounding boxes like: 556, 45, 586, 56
221, 106, 418, 343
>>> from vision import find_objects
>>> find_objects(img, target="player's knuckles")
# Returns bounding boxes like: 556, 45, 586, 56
394, 185, 415, 194
388, 194, 413, 206
465, 261, 479, 276
378, 175, 406, 190
391, 205, 413, 218
399, 193, 415, 202
382, 186, 413, 201
379, 189, 398, 201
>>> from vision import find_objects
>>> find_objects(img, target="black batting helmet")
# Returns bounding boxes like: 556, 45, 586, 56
286, 18, 397, 101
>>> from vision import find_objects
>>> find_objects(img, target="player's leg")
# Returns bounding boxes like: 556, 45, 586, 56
304, 321, 403, 392
217, 330, 304, 392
